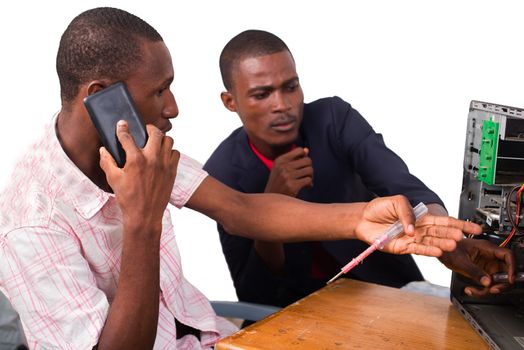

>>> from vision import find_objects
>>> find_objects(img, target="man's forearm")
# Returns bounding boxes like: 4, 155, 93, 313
188, 177, 365, 242
229, 194, 364, 241
190, 178, 479, 256
96, 225, 161, 349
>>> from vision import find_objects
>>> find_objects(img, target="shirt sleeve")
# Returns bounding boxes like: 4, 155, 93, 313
170, 153, 209, 208
0, 227, 109, 350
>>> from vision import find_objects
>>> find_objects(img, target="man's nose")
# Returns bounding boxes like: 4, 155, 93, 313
272, 91, 291, 113
163, 90, 179, 119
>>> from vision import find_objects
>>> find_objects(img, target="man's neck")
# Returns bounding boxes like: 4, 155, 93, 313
56, 107, 112, 192
249, 139, 295, 160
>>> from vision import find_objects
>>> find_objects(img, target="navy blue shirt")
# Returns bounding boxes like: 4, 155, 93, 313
204, 96, 444, 307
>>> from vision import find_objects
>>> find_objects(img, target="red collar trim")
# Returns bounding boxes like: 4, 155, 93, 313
248, 139, 297, 171
249, 139, 274, 170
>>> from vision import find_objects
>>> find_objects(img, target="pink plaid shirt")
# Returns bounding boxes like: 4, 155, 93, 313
0, 116, 237, 349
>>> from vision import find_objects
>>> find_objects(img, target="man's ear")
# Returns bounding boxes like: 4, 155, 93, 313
220, 91, 237, 112
85, 80, 112, 97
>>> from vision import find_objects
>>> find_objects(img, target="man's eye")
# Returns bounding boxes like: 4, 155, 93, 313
286, 82, 299, 91
157, 86, 170, 96
253, 91, 270, 100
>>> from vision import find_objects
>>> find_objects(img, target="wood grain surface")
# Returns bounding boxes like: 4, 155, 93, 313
216, 278, 488, 350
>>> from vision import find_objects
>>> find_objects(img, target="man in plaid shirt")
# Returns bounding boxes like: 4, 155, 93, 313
0, 7, 488, 350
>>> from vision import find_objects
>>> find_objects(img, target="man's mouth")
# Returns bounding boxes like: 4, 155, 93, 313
270, 116, 296, 132
161, 123, 172, 134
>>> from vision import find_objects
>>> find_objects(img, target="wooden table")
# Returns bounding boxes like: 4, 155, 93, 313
216, 279, 488, 349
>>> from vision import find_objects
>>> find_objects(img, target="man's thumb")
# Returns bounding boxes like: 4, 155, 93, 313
99, 147, 117, 172
464, 262, 491, 286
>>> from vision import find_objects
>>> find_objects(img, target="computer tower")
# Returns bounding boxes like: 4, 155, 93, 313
451, 100, 524, 349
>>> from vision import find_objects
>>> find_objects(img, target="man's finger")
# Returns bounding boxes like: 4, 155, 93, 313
170, 149, 181, 164
464, 286, 491, 297
144, 124, 164, 152
99, 147, 118, 174
163, 134, 174, 150
493, 248, 516, 283
390, 196, 416, 236
420, 235, 457, 252
489, 283, 515, 294
420, 215, 482, 236
161, 135, 175, 162
290, 156, 313, 171
407, 243, 442, 257
460, 260, 491, 285
276, 147, 308, 162
294, 166, 314, 180
296, 177, 313, 190
419, 225, 464, 243
115, 120, 139, 155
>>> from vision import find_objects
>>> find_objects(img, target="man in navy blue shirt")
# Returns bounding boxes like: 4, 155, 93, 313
204, 29, 514, 308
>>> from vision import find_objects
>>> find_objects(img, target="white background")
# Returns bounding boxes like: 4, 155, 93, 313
1, 0, 523, 301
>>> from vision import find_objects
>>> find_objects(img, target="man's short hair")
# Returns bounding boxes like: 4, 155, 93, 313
219, 30, 291, 91
56, 7, 163, 103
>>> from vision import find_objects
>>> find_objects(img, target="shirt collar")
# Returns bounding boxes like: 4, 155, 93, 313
248, 139, 274, 170
50, 113, 112, 219
248, 138, 296, 171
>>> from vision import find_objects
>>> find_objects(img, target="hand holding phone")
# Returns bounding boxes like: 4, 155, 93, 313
83, 82, 148, 167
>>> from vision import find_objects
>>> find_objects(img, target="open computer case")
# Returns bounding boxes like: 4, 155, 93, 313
451, 100, 524, 349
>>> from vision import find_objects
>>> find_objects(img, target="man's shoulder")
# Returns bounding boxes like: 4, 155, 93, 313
305, 96, 351, 110
204, 127, 255, 188
303, 96, 355, 121
0, 168, 55, 236
204, 127, 245, 170
0, 129, 70, 236
301, 96, 357, 130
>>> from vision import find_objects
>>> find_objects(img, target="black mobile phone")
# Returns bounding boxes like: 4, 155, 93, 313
83, 82, 148, 167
